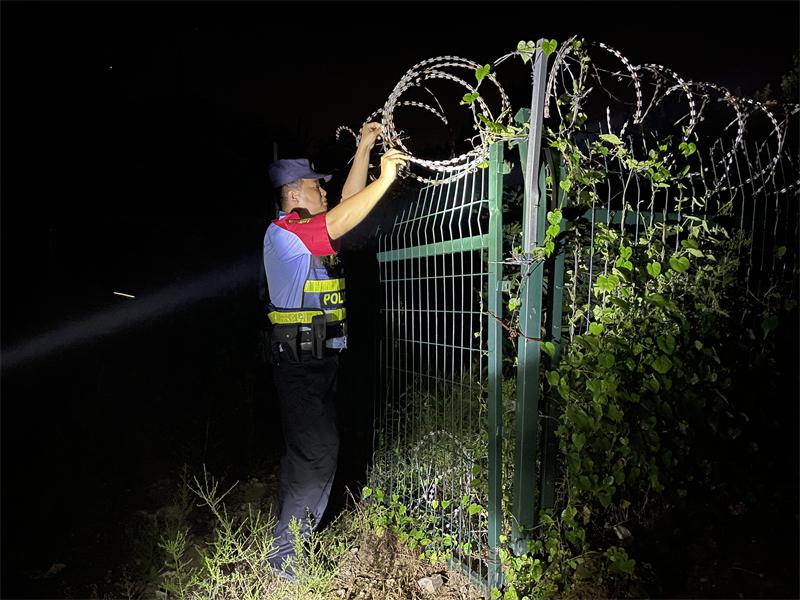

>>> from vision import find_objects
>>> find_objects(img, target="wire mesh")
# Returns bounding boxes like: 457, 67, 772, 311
373, 163, 497, 586
564, 133, 799, 340
541, 40, 800, 338
360, 39, 797, 597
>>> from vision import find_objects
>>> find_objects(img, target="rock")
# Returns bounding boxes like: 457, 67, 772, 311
418, 574, 444, 595
42, 563, 66, 578
613, 524, 633, 543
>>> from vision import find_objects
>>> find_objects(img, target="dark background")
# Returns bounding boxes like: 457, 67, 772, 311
1, 1, 798, 597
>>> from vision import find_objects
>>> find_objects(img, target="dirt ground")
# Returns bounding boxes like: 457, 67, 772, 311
147, 468, 486, 600
329, 531, 485, 600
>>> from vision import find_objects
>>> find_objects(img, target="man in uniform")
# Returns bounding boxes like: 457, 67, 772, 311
264, 123, 406, 578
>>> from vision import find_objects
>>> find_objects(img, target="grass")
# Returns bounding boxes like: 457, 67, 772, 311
152, 466, 367, 600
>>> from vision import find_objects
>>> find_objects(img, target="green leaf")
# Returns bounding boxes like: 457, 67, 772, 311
504, 584, 519, 600
599, 133, 623, 146
656, 334, 676, 355
542, 341, 556, 357
562, 505, 578, 522
681, 238, 699, 250
541, 39, 558, 56
559, 179, 572, 193
477, 112, 508, 135
762, 314, 778, 338
475, 64, 491, 83
547, 209, 562, 225
467, 503, 483, 517
669, 256, 690, 272
616, 258, 633, 271
598, 353, 614, 369
619, 245, 632, 259
576, 333, 599, 353
646, 293, 667, 308
775, 245, 787, 258
589, 322, 604, 336
678, 141, 697, 157
651, 354, 673, 374
546, 370, 560, 386
610, 297, 632, 311
362, 486, 372, 499
477, 160, 490, 169
516, 40, 536, 63
461, 92, 480, 105
606, 403, 623, 422
571, 432, 586, 450
595, 274, 620, 292
611, 556, 636, 575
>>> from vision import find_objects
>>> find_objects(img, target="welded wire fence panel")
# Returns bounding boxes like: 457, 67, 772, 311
373, 153, 502, 588
538, 38, 800, 338
560, 132, 799, 340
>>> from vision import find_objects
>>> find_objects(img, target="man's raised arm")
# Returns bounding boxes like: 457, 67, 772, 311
340, 122, 381, 201
326, 149, 407, 240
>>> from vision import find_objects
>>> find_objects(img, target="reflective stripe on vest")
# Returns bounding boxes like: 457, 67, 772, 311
267, 308, 346, 326
303, 275, 346, 311
303, 278, 345, 293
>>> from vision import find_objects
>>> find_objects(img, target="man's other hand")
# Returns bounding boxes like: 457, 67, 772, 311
378, 149, 409, 184
358, 122, 382, 152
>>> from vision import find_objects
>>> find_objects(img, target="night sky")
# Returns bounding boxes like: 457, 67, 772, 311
2, 1, 797, 350
1, 1, 798, 597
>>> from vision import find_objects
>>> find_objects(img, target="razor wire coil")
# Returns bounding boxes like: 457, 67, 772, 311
336, 38, 798, 201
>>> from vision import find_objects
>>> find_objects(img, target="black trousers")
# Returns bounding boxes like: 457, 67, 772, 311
269, 353, 339, 570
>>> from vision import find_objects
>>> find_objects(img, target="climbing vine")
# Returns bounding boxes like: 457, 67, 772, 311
488, 38, 796, 600
360, 37, 797, 600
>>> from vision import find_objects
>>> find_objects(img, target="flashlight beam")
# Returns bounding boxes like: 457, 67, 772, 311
2, 256, 256, 371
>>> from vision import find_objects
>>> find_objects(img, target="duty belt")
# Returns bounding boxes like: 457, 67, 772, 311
270, 320, 347, 362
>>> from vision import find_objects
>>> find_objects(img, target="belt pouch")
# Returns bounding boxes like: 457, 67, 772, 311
312, 314, 327, 359
273, 324, 300, 362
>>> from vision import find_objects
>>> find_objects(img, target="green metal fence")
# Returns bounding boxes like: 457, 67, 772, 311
370, 38, 798, 595
373, 143, 505, 591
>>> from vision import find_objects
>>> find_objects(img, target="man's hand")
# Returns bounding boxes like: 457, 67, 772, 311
358, 122, 382, 152
326, 148, 409, 240
378, 149, 409, 184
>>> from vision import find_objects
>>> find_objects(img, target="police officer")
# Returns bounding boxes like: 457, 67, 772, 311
264, 123, 407, 578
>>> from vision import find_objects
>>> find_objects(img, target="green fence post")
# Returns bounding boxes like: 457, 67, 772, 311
511, 154, 548, 550
487, 141, 505, 592
511, 38, 550, 552
539, 150, 567, 511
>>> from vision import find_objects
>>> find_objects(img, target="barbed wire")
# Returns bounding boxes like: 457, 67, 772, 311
337, 55, 514, 185
336, 39, 799, 194
547, 39, 799, 197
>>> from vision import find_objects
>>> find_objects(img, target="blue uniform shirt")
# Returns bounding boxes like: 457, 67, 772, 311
263, 211, 347, 349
